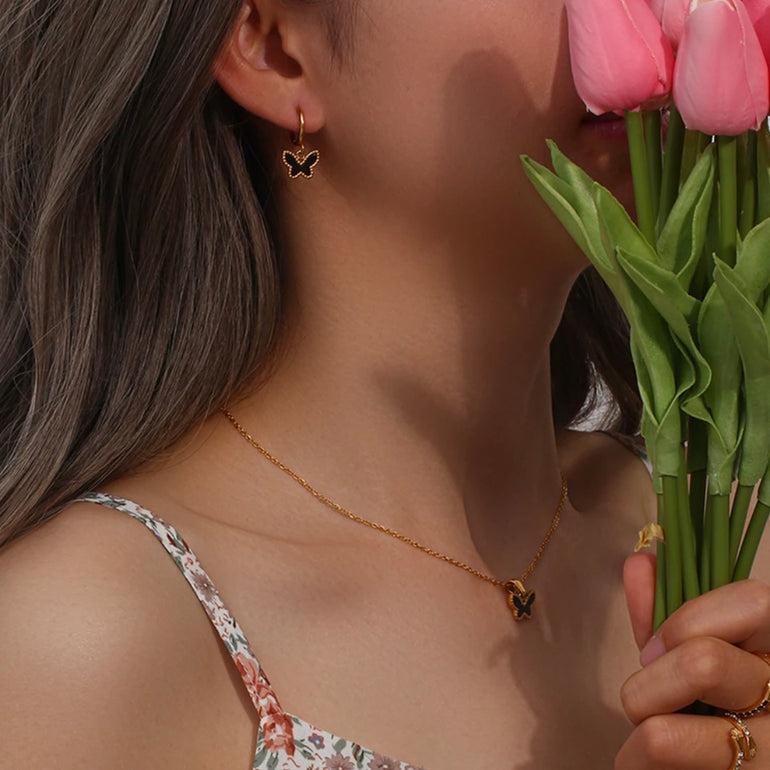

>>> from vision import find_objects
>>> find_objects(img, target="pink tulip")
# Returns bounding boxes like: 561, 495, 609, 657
674, 0, 769, 135
565, 0, 675, 115
744, 0, 770, 65
648, 0, 691, 49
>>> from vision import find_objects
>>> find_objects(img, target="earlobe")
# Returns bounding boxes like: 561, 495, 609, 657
212, 0, 325, 134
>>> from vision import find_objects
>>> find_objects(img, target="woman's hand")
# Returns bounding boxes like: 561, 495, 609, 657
616, 553, 770, 770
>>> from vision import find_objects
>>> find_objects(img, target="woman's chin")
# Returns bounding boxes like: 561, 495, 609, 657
599, 167, 636, 213
574, 120, 636, 212
571, 143, 634, 212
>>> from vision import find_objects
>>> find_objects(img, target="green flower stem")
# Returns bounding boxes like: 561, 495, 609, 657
659, 106, 686, 230
729, 484, 756, 566
654, 494, 668, 630
661, 475, 684, 615
644, 111, 663, 223
734, 502, 770, 580
701, 495, 713, 592
739, 131, 757, 237
718, 135, 739, 267
757, 123, 770, 223
690, 469, 707, 557
687, 417, 708, 556
710, 494, 732, 588
737, 131, 749, 217
677, 459, 701, 601
682, 130, 711, 184
626, 110, 657, 245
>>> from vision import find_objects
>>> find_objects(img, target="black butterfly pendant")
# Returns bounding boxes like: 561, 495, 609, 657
283, 149, 320, 179
505, 579, 536, 621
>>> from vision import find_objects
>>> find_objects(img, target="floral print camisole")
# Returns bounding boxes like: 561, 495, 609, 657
77, 493, 426, 770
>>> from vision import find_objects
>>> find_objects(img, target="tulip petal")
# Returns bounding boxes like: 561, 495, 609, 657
648, 0, 691, 49
566, 0, 674, 114
674, 0, 770, 135
743, 0, 770, 66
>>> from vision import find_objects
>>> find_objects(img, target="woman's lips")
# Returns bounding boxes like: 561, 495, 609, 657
584, 111, 624, 123
579, 108, 671, 142
580, 111, 628, 139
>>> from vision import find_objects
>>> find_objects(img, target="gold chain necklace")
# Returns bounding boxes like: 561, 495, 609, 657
223, 410, 569, 622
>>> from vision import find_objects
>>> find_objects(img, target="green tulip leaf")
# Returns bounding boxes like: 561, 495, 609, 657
591, 189, 693, 472
547, 139, 597, 196
714, 259, 770, 486
591, 184, 662, 321
694, 219, 770, 493
524, 144, 625, 283
615, 248, 713, 451
521, 154, 624, 292
521, 157, 595, 263
629, 325, 687, 479
616, 248, 701, 328
696, 283, 743, 494
657, 146, 715, 291
732, 219, 770, 301
593, 185, 658, 268
628, 314, 678, 423
759, 475, 770, 510
610, 260, 690, 476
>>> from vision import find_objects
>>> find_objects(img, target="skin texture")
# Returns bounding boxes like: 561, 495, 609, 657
2, 1, 770, 768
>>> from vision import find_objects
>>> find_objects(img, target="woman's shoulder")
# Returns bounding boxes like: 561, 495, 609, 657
0, 501, 244, 769
557, 428, 656, 526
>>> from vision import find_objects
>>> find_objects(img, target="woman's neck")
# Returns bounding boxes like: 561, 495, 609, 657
215, 202, 581, 571
136, 191, 586, 578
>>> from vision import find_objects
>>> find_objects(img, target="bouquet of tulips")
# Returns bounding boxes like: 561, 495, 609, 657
525, 0, 770, 630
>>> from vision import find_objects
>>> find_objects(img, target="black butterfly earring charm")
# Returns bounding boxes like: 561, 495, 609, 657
283, 108, 320, 180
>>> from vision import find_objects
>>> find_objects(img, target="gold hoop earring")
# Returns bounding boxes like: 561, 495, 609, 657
282, 108, 320, 180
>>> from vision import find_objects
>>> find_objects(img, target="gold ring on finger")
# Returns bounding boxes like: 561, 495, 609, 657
731, 653, 770, 720
721, 714, 757, 769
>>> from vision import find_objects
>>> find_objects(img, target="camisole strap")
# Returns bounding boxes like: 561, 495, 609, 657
75, 493, 285, 724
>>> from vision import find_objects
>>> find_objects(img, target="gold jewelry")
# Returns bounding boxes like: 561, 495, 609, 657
727, 653, 770, 720
722, 713, 758, 769
223, 409, 569, 622
731, 682, 770, 720
282, 108, 319, 180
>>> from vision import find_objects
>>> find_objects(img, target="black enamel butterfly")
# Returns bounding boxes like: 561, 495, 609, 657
283, 150, 320, 179
511, 590, 536, 620
505, 580, 536, 621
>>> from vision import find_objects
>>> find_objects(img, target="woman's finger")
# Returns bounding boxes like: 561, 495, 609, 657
616, 712, 770, 770
621, 637, 770, 724
624, 552, 657, 650
644, 580, 770, 663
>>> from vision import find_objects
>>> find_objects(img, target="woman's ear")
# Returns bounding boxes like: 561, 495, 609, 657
213, 0, 325, 134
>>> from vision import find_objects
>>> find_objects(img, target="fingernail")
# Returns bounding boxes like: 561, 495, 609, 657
640, 635, 666, 666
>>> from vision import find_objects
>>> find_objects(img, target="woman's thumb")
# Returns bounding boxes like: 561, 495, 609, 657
623, 551, 657, 651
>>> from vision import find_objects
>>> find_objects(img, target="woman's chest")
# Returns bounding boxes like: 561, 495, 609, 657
192, 527, 641, 770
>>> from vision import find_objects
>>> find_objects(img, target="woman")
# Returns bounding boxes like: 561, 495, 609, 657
3, 1, 770, 768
